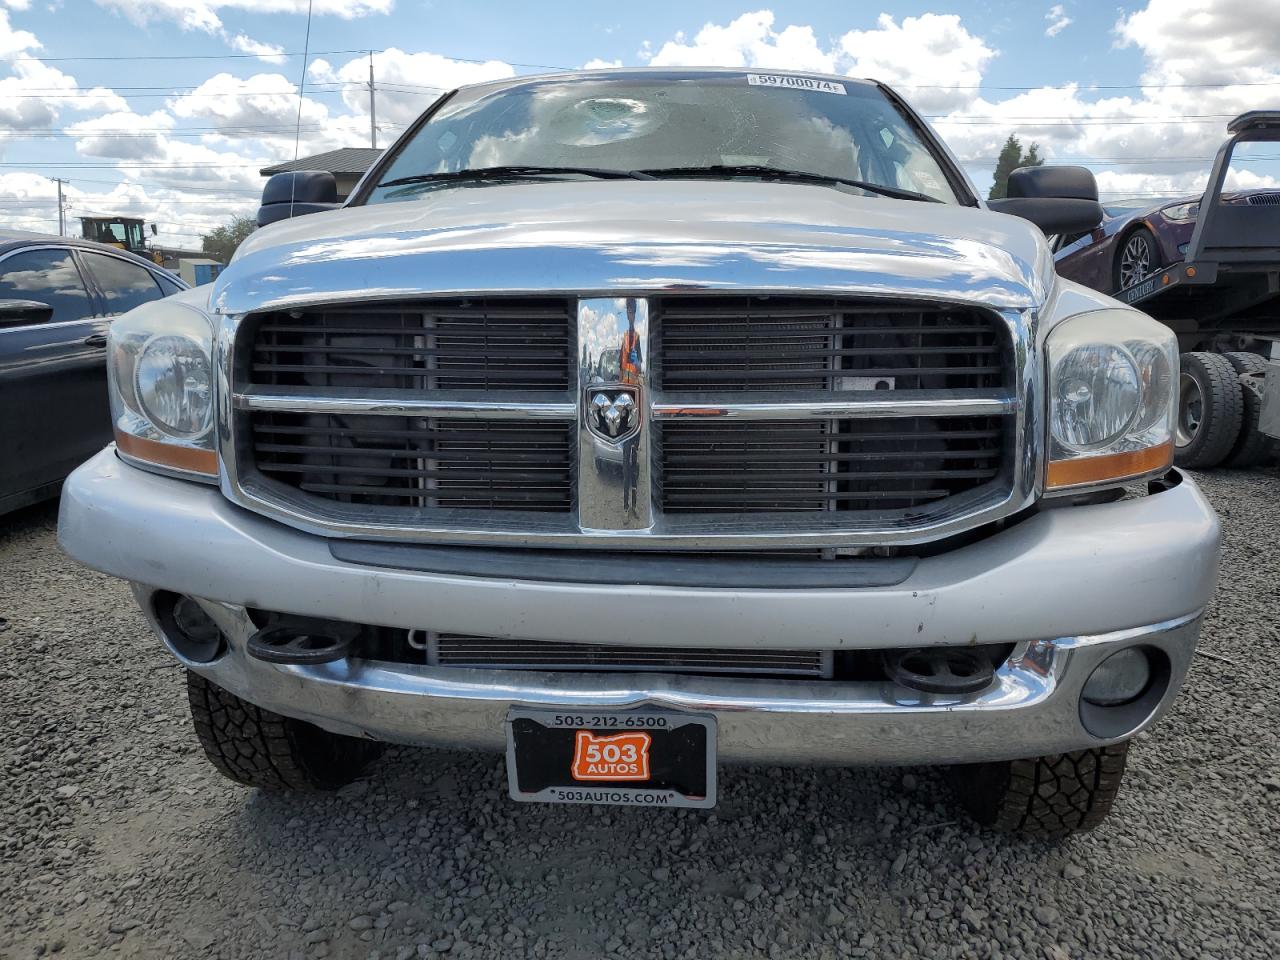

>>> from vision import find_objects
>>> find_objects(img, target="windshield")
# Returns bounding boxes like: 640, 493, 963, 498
364, 73, 963, 205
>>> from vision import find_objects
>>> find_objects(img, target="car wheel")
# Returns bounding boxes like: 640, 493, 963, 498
186, 671, 383, 790
1175, 351, 1244, 469
946, 742, 1130, 838
1223, 351, 1278, 468
1114, 226, 1159, 291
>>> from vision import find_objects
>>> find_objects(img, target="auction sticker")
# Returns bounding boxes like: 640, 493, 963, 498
748, 74, 846, 95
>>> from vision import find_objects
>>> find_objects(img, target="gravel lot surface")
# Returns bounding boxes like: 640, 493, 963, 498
3, 469, 1280, 960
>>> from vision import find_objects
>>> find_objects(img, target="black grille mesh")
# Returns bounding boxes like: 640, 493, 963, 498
247, 298, 574, 391
655, 296, 1003, 392
659, 417, 1005, 513
250, 412, 574, 512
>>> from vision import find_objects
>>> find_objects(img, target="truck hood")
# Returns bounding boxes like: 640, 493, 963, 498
213, 180, 1055, 315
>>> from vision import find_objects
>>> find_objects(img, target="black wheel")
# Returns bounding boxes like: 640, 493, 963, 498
1175, 351, 1244, 469
946, 742, 1130, 838
1114, 226, 1160, 291
186, 671, 382, 790
1223, 352, 1276, 468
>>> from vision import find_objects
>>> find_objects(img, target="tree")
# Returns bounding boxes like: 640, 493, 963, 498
988, 135, 1044, 200
201, 216, 256, 264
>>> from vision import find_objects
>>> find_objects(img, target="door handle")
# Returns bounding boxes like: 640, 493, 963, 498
84, 333, 108, 348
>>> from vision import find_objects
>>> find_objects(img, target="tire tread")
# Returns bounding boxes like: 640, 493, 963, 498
186, 671, 379, 790
948, 742, 1130, 838
1176, 351, 1244, 469
1223, 351, 1276, 467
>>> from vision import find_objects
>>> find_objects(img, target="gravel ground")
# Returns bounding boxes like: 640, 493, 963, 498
3, 470, 1280, 960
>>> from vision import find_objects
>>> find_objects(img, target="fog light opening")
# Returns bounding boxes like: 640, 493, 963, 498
1079, 645, 1171, 740
155, 592, 225, 663
1082, 647, 1152, 706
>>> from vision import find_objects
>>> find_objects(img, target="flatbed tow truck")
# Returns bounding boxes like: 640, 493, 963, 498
1114, 111, 1280, 467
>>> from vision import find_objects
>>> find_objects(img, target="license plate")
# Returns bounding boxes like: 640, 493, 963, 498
505, 708, 717, 809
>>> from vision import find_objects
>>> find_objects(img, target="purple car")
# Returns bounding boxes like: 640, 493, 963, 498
1053, 190, 1280, 293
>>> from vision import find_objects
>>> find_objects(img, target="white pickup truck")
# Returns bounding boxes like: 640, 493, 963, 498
59, 68, 1220, 837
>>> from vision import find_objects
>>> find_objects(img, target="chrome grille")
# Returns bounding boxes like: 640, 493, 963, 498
655, 296, 1003, 392
1245, 193, 1280, 206
228, 293, 1025, 547
426, 633, 833, 677
660, 417, 1005, 513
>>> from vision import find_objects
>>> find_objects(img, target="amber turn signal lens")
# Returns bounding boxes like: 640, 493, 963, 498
1046, 441, 1173, 490
115, 430, 218, 477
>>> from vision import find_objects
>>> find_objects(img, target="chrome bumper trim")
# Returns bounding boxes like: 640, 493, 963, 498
162, 602, 1203, 765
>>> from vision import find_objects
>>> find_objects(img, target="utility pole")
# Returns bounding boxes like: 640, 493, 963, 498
367, 51, 377, 150
51, 177, 68, 236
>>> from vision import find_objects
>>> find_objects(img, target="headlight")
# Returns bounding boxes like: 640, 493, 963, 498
109, 297, 217, 479
1046, 309, 1176, 491
1161, 201, 1199, 222
135, 335, 213, 438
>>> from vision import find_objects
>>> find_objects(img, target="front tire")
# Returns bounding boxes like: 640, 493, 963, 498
1176, 351, 1244, 469
946, 742, 1130, 838
186, 671, 382, 790
1114, 226, 1159, 291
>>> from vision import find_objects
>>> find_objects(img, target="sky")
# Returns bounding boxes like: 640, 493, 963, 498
2, 0, 1279, 250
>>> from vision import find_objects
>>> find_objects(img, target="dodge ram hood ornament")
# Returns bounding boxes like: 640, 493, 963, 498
587, 387, 639, 440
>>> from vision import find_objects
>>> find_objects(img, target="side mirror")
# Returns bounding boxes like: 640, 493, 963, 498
0, 298, 54, 326
988, 165, 1103, 236
257, 171, 340, 227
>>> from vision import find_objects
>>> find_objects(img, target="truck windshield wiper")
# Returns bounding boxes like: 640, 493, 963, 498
636, 165, 942, 202
376, 165, 658, 189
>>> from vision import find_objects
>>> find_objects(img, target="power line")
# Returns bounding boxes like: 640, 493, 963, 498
0, 162, 265, 168
8, 49, 375, 63
9, 49, 571, 71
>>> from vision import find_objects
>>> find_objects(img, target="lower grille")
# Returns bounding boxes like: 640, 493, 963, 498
426, 633, 833, 678
250, 412, 575, 512
659, 416, 1005, 513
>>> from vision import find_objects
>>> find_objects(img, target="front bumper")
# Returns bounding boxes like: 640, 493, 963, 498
59, 448, 1221, 765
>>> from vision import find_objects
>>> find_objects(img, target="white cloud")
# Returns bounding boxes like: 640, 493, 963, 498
228, 34, 287, 64
168, 72, 328, 141
65, 110, 175, 160
1116, 0, 1280, 85
312, 48, 514, 132
839, 14, 995, 113
1045, 5, 1072, 38
635, 11, 994, 114
0, 6, 38, 57
582, 58, 622, 70
647, 11, 837, 73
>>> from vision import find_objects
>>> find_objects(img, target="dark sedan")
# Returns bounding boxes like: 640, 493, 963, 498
1053, 190, 1280, 294
0, 231, 186, 515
